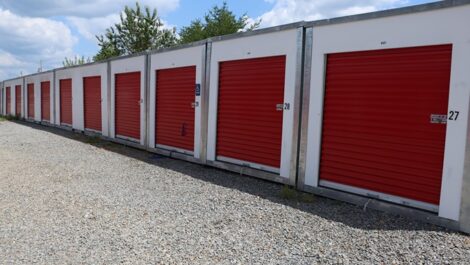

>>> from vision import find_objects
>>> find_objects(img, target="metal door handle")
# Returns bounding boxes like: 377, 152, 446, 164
191, 102, 199, 108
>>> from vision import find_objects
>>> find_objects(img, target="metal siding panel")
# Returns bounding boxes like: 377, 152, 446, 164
320, 44, 452, 205
41, 81, 50, 121
156, 66, 196, 151
115, 72, 141, 140
84, 76, 102, 131
216, 56, 286, 168
6, 87, 11, 115
60, 79, 72, 125
15, 85, 21, 116
27, 83, 34, 119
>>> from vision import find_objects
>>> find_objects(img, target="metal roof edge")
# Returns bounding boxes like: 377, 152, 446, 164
2, 76, 27, 83
148, 39, 208, 55
22, 69, 55, 80
305, 0, 470, 27
208, 21, 306, 43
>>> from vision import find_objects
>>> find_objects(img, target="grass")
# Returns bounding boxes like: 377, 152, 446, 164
280, 185, 315, 203
0, 115, 19, 121
84, 136, 104, 145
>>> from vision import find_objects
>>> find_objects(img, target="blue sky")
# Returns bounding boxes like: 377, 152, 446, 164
67, 0, 275, 57
0, 0, 435, 80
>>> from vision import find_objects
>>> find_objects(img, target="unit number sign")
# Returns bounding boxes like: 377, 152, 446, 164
430, 111, 460, 124
448, 110, 460, 121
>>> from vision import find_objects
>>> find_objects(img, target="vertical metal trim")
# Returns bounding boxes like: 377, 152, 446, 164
459, 95, 470, 233
52, 69, 56, 124
107, 61, 112, 137
199, 41, 212, 164
296, 27, 314, 190
82, 75, 85, 131
289, 26, 306, 186
22, 77, 26, 119
0, 83, 3, 115
144, 54, 151, 148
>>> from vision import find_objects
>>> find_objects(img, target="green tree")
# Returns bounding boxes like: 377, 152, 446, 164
179, 2, 260, 44
62, 55, 92, 67
94, 2, 177, 61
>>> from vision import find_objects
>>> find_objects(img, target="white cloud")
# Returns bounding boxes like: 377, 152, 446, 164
0, 0, 180, 18
67, 14, 121, 41
0, 51, 24, 67
0, 8, 76, 79
259, 0, 408, 26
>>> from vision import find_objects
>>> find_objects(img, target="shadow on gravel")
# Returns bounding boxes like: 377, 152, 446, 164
12, 120, 457, 233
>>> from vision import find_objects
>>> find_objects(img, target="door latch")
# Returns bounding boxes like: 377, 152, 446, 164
430, 114, 447, 124
276, 103, 290, 111
191, 102, 199, 108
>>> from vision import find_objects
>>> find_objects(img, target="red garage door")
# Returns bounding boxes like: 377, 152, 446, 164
60, 79, 72, 125
15, 85, 21, 116
320, 44, 452, 206
84, 76, 102, 132
27, 83, 34, 119
6, 87, 11, 115
41, 81, 50, 122
156, 66, 196, 151
115, 72, 140, 140
216, 56, 286, 169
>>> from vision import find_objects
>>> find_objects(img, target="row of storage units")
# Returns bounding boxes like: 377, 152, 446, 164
1, 1, 470, 233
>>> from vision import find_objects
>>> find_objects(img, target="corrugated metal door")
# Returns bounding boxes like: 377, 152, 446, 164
156, 66, 196, 151
6, 87, 11, 115
216, 56, 286, 169
115, 72, 140, 140
27, 83, 34, 119
320, 44, 452, 206
41, 81, 50, 121
60, 79, 72, 125
84, 76, 102, 132
15, 85, 21, 116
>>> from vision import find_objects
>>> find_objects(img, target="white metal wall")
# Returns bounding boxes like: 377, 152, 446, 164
25, 72, 54, 122
55, 63, 109, 135
149, 45, 206, 158
302, 5, 470, 221
110, 55, 147, 145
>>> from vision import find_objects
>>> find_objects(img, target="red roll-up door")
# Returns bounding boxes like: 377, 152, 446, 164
320, 44, 452, 205
27, 83, 34, 119
15, 85, 21, 116
41, 81, 50, 122
156, 66, 196, 151
115, 72, 140, 140
216, 56, 286, 169
84, 76, 102, 132
60, 79, 72, 125
6, 87, 11, 115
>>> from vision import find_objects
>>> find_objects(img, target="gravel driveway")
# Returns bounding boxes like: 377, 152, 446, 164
0, 120, 468, 264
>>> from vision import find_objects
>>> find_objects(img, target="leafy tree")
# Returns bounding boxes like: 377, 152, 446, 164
94, 29, 121, 61
63, 56, 92, 67
94, 2, 177, 61
179, 2, 260, 44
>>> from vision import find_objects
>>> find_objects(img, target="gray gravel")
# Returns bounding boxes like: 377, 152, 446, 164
0, 120, 468, 264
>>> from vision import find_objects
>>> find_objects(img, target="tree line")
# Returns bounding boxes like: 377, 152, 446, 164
63, 2, 260, 67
